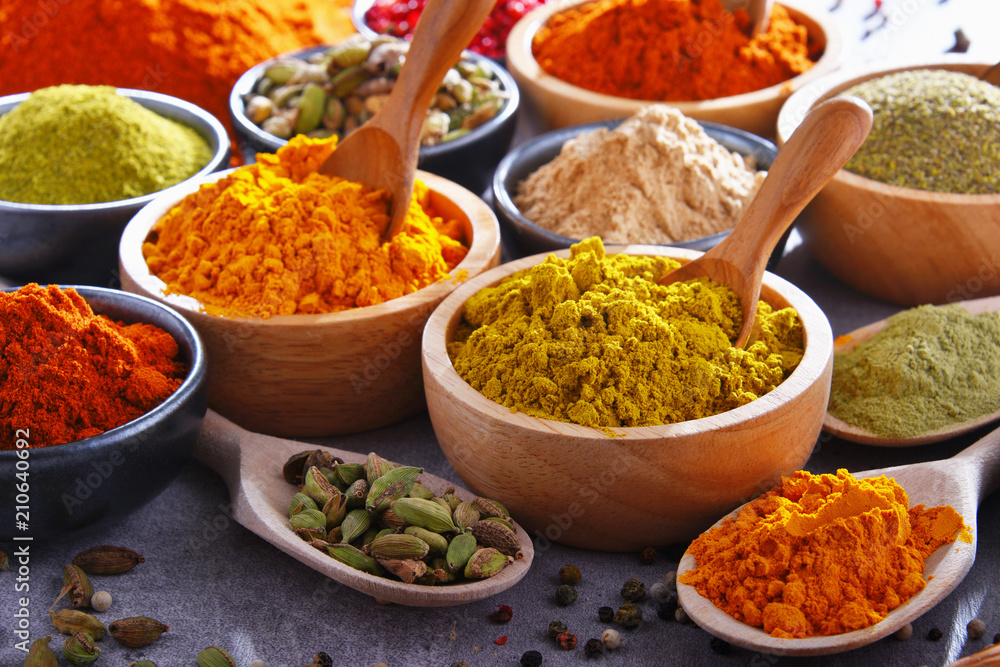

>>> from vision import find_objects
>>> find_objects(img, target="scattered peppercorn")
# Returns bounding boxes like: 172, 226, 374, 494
639, 546, 658, 565
664, 570, 678, 594
490, 605, 513, 624
709, 637, 731, 655
601, 628, 622, 650
310, 655, 331, 667
548, 621, 568, 638
559, 564, 581, 585
556, 631, 578, 650
648, 581, 670, 603
968, 619, 987, 640
620, 577, 646, 602
928, 628, 943, 641
520, 650, 543, 667
675, 606, 691, 624
994, 632, 1000, 644
614, 602, 643, 629
448, 663, 469, 667
91, 590, 112, 612
657, 596, 679, 621
894, 623, 913, 640
584, 638, 604, 657
556, 584, 578, 606
496, 636, 508, 646
598, 606, 615, 623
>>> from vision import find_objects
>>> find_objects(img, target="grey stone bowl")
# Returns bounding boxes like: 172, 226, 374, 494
493, 118, 789, 268
0, 89, 230, 275
229, 45, 519, 194
0, 285, 208, 541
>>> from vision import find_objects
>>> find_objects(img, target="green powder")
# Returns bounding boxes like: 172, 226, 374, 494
0, 84, 213, 205
841, 70, 1000, 194
829, 305, 1000, 438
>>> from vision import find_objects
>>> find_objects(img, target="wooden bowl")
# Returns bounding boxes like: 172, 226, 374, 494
120, 170, 500, 438
504, 0, 843, 139
776, 57, 1000, 306
422, 245, 833, 550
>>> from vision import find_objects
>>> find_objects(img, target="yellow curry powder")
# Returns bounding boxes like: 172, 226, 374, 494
447, 238, 803, 427
680, 469, 968, 638
143, 135, 468, 318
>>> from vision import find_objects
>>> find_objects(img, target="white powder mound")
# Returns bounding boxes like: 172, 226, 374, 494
514, 105, 766, 244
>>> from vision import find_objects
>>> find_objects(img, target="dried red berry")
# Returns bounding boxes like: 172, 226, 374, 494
496, 635, 508, 646
556, 631, 577, 650
490, 604, 513, 624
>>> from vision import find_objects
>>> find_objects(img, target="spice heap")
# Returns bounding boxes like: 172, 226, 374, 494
282, 449, 524, 584
364, 0, 548, 59
0, 284, 186, 449
514, 105, 766, 243
448, 238, 804, 428
245, 35, 508, 146
0, 0, 355, 149
841, 70, 1000, 194
143, 135, 468, 318
0, 85, 212, 205
532, 0, 817, 101
679, 469, 968, 638
828, 304, 1000, 438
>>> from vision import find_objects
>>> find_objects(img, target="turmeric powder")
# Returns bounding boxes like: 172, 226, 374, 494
532, 0, 818, 101
447, 238, 803, 428
679, 469, 968, 638
143, 135, 468, 318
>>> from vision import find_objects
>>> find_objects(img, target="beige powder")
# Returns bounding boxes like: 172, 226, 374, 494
514, 105, 766, 244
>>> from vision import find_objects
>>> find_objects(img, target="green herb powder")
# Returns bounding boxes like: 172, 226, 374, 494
841, 70, 1000, 194
0, 84, 213, 205
829, 304, 1000, 438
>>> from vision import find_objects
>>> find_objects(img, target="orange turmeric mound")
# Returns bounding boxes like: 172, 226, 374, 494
143, 135, 468, 318
532, 0, 818, 101
679, 469, 967, 638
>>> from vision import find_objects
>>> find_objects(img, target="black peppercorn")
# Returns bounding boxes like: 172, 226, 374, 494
559, 564, 581, 585
656, 596, 679, 621
639, 546, 658, 565
490, 604, 513, 624
614, 601, 643, 629
994, 632, 1000, 644
709, 637, 731, 655
313, 653, 333, 667
928, 628, 943, 641
584, 638, 604, 658
548, 620, 568, 638
620, 577, 646, 602
598, 606, 615, 623
520, 650, 543, 667
556, 584, 578, 606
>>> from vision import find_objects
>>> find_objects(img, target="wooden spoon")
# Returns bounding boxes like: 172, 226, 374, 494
658, 96, 873, 348
319, 0, 495, 240
677, 425, 1000, 656
194, 410, 533, 606
824, 295, 1000, 445
721, 0, 773, 37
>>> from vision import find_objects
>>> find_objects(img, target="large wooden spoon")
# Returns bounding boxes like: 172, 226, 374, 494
721, 0, 773, 37
824, 295, 1000, 445
319, 0, 495, 240
677, 425, 1000, 656
658, 96, 873, 348
194, 410, 533, 606
980, 60, 1000, 87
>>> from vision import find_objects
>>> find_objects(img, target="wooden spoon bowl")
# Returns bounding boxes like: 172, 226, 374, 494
119, 169, 500, 438
421, 245, 833, 550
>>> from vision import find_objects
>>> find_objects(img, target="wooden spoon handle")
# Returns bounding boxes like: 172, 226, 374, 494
194, 410, 249, 492
980, 60, 1000, 87
748, 0, 773, 37
953, 424, 1000, 502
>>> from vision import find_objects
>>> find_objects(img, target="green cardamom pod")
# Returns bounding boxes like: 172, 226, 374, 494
408, 482, 436, 500
472, 497, 509, 519
108, 616, 169, 648
62, 632, 99, 665
366, 466, 423, 514
429, 557, 457, 582
54, 564, 93, 609
453, 502, 481, 530
374, 528, 396, 541
289, 508, 327, 531
344, 478, 369, 508
288, 492, 318, 518
364, 452, 396, 484
24, 636, 58, 667
303, 466, 339, 506
196, 646, 237, 667
377, 557, 428, 584
326, 543, 382, 576
379, 507, 409, 530
340, 508, 372, 544
71, 545, 145, 575
445, 531, 478, 574
322, 492, 348, 527
366, 533, 430, 560
361, 527, 381, 547
332, 462, 366, 487
404, 526, 449, 555
330, 37, 373, 68
49, 609, 107, 639
469, 520, 523, 559
442, 492, 462, 511
463, 547, 512, 580
432, 497, 453, 514
391, 498, 458, 534
482, 515, 516, 532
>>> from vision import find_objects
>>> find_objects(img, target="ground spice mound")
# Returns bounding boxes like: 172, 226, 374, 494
679, 469, 968, 638
0, 284, 186, 449
143, 135, 469, 319
532, 0, 818, 101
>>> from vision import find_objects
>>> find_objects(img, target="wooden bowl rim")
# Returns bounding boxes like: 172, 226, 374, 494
119, 168, 501, 326
776, 56, 1000, 203
422, 244, 833, 441
505, 0, 844, 113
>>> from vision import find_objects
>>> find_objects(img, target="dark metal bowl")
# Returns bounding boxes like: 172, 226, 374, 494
493, 118, 788, 268
0, 285, 208, 541
0, 89, 231, 275
229, 45, 519, 194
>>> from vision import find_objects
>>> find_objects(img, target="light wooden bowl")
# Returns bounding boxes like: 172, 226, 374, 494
120, 169, 500, 438
776, 57, 1000, 306
504, 0, 842, 139
422, 245, 833, 550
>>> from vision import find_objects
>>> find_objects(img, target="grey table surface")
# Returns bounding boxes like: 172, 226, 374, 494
3, 1, 1000, 666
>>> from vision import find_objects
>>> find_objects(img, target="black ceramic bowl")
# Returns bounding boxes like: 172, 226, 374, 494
493, 118, 788, 268
229, 45, 519, 194
0, 286, 208, 541
0, 89, 231, 276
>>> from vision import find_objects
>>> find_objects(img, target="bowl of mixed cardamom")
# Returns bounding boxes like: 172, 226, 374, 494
777, 56, 1000, 306
229, 33, 519, 194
